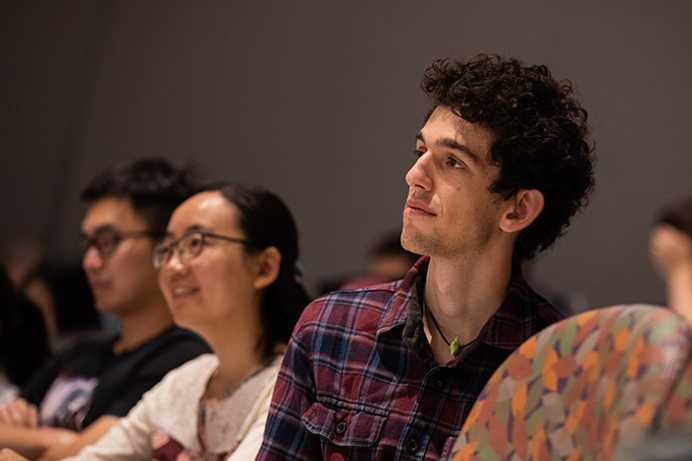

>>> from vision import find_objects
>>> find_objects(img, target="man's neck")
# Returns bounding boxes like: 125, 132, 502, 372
114, 300, 173, 353
423, 247, 513, 363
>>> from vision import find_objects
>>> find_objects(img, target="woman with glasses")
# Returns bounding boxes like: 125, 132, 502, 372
57, 183, 311, 460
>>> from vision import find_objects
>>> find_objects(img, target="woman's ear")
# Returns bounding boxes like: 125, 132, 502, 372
253, 246, 282, 290
499, 189, 545, 234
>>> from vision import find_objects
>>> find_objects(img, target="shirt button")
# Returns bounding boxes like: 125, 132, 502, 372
335, 421, 347, 435
406, 437, 419, 453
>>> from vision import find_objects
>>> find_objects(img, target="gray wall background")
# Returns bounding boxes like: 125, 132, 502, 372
2, 1, 690, 307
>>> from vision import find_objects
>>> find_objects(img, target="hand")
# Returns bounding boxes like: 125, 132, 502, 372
0, 449, 30, 461
0, 399, 38, 428
650, 225, 692, 280
35, 427, 79, 447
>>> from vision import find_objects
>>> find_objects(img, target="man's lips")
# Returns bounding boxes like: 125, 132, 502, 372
405, 199, 436, 216
89, 280, 113, 296
88, 280, 111, 292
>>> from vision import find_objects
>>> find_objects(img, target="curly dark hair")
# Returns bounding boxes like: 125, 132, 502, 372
421, 54, 595, 260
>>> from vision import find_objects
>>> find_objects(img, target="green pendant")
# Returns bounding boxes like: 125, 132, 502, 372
449, 337, 460, 356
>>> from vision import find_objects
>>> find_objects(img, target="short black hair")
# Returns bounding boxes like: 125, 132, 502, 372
81, 157, 196, 236
422, 54, 595, 260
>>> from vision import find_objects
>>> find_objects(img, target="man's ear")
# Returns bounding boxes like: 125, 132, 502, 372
253, 246, 282, 290
499, 189, 544, 234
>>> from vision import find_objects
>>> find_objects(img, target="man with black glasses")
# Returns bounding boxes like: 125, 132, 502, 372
0, 158, 209, 458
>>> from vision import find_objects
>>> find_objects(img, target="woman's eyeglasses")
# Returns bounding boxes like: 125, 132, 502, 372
153, 230, 250, 269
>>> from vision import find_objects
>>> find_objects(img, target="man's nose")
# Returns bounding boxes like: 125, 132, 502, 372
82, 246, 104, 271
405, 152, 433, 191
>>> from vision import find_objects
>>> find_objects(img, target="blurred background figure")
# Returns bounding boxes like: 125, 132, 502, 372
21, 260, 102, 351
2, 238, 103, 353
0, 265, 50, 403
650, 196, 692, 323
1, 239, 44, 289
365, 231, 420, 282
319, 230, 419, 293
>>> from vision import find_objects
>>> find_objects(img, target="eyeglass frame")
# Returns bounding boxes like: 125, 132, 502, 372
80, 227, 160, 260
152, 230, 252, 269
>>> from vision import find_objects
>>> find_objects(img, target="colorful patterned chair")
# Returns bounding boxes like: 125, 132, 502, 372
449, 304, 692, 461
657, 348, 692, 431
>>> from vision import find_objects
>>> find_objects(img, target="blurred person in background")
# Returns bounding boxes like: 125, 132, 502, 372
2, 240, 103, 354
20, 260, 102, 351
0, 158, 209, 458
650, 196, 692, 324
0, 265, 51, 403
336, 230, 420, 291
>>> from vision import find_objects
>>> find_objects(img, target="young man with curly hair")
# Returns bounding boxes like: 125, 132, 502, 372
258, 54, 595, 460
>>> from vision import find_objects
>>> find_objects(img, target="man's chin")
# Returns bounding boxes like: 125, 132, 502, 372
94, 299, 123, 314
401, 230, 432, 256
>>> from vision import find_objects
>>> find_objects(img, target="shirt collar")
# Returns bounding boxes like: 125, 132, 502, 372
376, 256, 428, 335
377, 256, 556, 354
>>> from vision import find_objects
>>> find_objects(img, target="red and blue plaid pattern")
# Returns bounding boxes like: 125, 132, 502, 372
257, 257, 564, 460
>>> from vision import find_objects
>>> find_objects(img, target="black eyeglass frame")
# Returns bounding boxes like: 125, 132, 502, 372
152, 230, 251, 269
80, 228, 159, 260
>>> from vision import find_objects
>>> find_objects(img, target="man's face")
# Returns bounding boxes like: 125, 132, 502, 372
81, 197, 162, 316
401, 105, 507, 258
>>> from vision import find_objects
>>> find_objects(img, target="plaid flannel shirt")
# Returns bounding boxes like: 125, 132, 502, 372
257, 256, 564, 460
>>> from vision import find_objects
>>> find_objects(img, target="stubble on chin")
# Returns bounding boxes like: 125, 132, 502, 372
401, 225, 439, 257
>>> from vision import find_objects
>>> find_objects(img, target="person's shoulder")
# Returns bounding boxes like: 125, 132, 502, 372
520, 283, 567, 328
152, 353, 216, 392
145, 326, 210, 355
63, 332, 117, 355
125, 327, 210, 375
305, 280, 400, 318
295, 280, 402, 339
166, 352, 217, 375
133, 353, 217, 429
51, 333, 117, 370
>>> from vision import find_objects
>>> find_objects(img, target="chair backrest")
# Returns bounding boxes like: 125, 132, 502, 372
450, 305, 692, 461
657, 349, 692, 430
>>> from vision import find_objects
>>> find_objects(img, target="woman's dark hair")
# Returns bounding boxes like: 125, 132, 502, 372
422, 54, 595, 260
219, 184, 311, 362
657, 197, 692, 237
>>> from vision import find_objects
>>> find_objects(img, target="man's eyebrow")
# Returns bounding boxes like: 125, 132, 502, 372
416, 132, 482, 164
81, 224, 117, 237
437, 138, 481, 164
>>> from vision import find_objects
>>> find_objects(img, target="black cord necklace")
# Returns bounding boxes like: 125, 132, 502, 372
422, 300, 472, 357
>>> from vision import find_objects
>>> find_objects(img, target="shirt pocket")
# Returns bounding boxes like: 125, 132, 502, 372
301, 401, 386, 448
